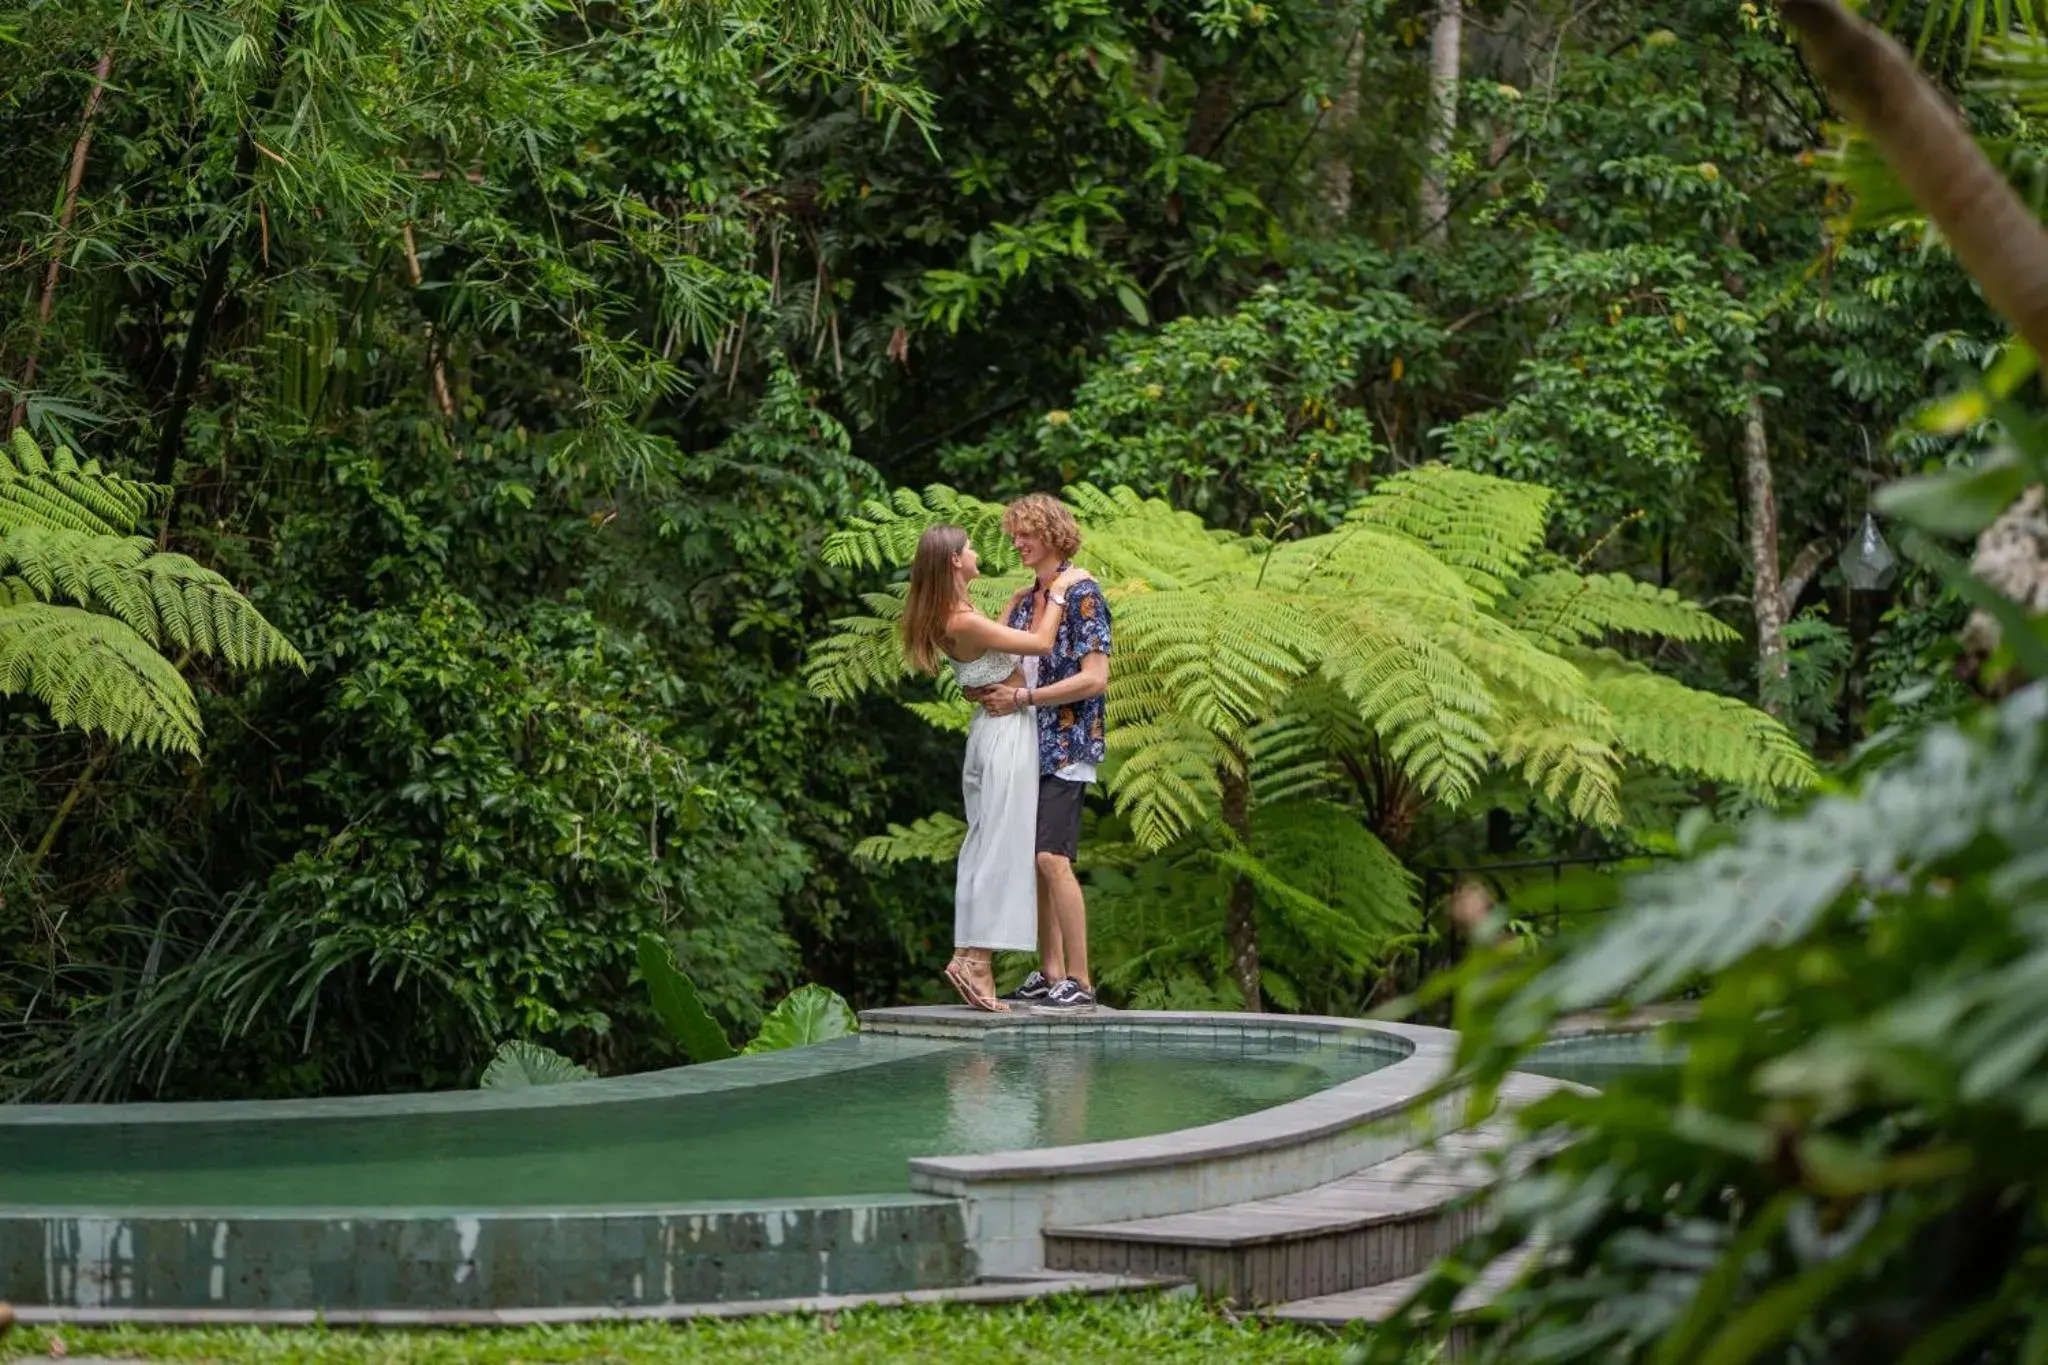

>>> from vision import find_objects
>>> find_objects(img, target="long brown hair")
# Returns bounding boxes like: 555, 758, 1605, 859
900, 524, 969, 675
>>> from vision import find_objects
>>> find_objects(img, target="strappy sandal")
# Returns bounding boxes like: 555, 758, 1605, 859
943, 953, 978, 1009
945, 953, 1009, 1013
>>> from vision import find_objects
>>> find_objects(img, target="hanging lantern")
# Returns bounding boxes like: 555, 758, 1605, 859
1840, 511, 1898, 593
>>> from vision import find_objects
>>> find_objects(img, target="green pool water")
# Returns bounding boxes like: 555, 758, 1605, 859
0, 1033, 1391, 1210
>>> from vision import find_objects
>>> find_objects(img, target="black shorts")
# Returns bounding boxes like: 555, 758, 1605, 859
1034, 775, 1087, 863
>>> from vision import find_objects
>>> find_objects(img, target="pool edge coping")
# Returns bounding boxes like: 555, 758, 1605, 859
856, 1008, 1457, 1184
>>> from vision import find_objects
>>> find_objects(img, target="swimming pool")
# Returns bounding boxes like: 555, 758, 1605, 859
0, 1014, 1423, 1314
1, 1030, 1389, 1208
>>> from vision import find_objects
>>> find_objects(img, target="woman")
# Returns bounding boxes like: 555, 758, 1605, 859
901, 525, 1090, 1011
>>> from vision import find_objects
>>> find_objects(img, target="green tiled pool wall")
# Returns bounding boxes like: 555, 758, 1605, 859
1, 1199, 971, 1311
1525, 1029, 1670, 1064
973, 1020, 1408, 1063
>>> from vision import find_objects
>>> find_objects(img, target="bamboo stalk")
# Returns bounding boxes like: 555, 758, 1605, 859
401, 223, 455, 418
11, 44, 117, 432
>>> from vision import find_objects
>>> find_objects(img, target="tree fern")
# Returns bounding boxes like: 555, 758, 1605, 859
0, 603, 204, 752
809, 463, 1814, 1005
0, 527, 301, 669
0, 432, 303, 753
1347, 465, 1553, 600
0, 429, 166, 536
1577, 649, 1819, 796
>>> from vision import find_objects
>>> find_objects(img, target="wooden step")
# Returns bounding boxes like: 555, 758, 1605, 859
1264, 1244, 1536, 1326
1042, 1141, 1499, 1305
1041, 1076, 1569, 1307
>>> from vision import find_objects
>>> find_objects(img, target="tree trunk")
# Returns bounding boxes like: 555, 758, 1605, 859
153, 10, 295, 487
1187, 65, 1238, 160
1783, 0, 2048, 358
1739, 376, 1790, 702
1782, 0, 2048, 671
1219, 763, 1261, 1012
1417, 0, 1462, 246
12, 43, 116, 433
1320, 34, 1365, 224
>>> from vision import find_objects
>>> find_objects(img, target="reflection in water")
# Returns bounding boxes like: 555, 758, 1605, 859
2, 1036, 1390, 1208
939, 1051, 1099, 1156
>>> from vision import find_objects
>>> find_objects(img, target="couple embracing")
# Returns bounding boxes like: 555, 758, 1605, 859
901, 494, 1109, 1015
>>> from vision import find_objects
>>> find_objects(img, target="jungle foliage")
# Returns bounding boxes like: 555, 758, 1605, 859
0, 0, 2021, 1097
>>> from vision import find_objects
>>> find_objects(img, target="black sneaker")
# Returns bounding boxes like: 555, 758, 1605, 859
1001, 970, 1053, 1003
1031, 978, 1097, 1015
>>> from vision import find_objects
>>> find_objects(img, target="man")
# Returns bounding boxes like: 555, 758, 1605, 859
969, 492, 1110, 1014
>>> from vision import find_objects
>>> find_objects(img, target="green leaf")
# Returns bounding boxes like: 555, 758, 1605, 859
479, 1039, 595, 1089
1915, 342, 2039, 434
1115, 281, 1151, 326
1875, 451, 2029, 536
637, 933, 735, 1062
742, 983, 859, 1054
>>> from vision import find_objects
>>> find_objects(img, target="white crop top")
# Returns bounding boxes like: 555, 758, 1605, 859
949, 649, 1020, 690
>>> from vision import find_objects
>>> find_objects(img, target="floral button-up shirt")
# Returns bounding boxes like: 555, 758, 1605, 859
1007, 566, 1112, 775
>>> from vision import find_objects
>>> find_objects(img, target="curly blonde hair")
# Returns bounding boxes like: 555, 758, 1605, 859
1001, 493, 1082, 560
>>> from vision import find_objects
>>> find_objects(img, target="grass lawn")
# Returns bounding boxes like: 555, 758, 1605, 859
0, 1295, 1375, 1363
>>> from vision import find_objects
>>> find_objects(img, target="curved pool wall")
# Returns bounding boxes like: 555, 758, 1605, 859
884, 1013, 1474, 1277
1, 1012, 1453, 1315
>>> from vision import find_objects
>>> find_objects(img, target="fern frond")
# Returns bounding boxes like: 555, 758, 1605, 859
805, 590, 911, 701
0, 602, 202, 752
904, 698, 975, 733
1264, 524, 1484, 604
1246, 709, 1344, 806
1578, 650, 1818, 796
1312, 600, 1496, 803
1251, 801, 1419, 945
1107, 717, 1232, 849
1113, 587, 1316, 732
1490, 704, 1626, 827
1348, 464, 1553, 599
0, 429, 166, 536
852, 811, 967, 865
1508, 570, 1740, 650
0, 527, 303, 668
823, 484, 1009, 571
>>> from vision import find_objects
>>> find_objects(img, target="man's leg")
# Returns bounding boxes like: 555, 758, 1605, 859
1037, 866, 1066, 982
1036, 851, 1089, 988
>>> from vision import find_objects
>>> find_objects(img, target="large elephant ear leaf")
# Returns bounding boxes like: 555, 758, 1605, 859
742, 984, 860, 1054
480, 1040, 595, 1089
637, 933, 736, 1062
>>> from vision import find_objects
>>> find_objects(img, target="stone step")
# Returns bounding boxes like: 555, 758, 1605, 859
1041, 1075, 1568, 1307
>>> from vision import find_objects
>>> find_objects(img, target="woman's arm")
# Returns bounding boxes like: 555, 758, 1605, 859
948, 569, 1092, 657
